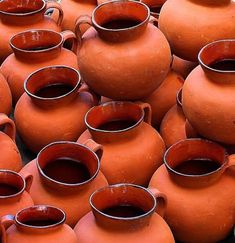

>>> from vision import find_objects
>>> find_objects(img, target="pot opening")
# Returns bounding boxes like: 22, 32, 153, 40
37, 142, 100, 186
85, 102, 144, 133
10, 30, 62, 53
93, 0, 149, 31
90, 184, 155, 220
0, 170, 24, 198
0, 0, 45, 15
16, 206, 65, 228
164, 139, 227, 177
199, 40, 235, 72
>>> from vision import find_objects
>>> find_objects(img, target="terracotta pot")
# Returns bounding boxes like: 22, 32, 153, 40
0, 0, 63, 63
0, 29, 78, 104
159, 0, 235, 61
74, 184, 174, 243
52, 0, 97, 34
0, 170, 33, 219
1, 205, 78, 243
20, 141, 108, 227
78, 101, 165, 186
182, 39, 235, 145
160, 89, 197, 148
0, 114, 22, 172
143, 70, 184, 128
75, 0, 171, 100
0, 72, 12, 115
149, 139, 235, 242
14, 66, 97, 153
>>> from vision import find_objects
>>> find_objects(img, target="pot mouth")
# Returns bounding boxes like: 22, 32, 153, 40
0, 170, 26, 199
198, 39, 235, 74
16, 205, 65, 229
92, 0, 150, 32
36, 141, 100, 187
85, 101, 145, 133
10, 30, 63, 54
164, 138, 228, 178
90, 184, 156, 221
0, 0, 45, 16
24, 66, 81, 101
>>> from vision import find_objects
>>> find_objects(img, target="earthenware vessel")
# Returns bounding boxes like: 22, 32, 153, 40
0, 72, 12, 115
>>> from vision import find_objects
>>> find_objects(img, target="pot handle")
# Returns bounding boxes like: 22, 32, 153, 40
24, 172, 33, 193
1, 215, 15, 243
0, 113, 16, 142
82, 139, 103, 160
135, 102, 152, 125
148, 187, 167, 217
61, 30, 78, 54
79, 82, 100, 105
75, 15, 92, 50
45, 1, 64, 27
149, 16, 158, 27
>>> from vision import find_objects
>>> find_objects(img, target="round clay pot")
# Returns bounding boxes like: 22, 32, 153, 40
74, 184, 174, 243
20, 141, 108, 227
1, 205, 78, 243
0, 72, 12, 115
143, 70, 184, 128
0, 170, 34, 219
182, 39, 235, 145
14, 66, 97, 153
0, 0, 63, 63
0, 114, 22, 172
159, 0, 235, 61
75, 0, 171, 100
0, 29, 78, 104
149, 139, 235, 242
78, 101, 166, 186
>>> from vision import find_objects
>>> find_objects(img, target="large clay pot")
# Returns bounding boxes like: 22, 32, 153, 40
20, 141, 108, 227
0, 72, 12, 115
159, 0, 235, 61
1, 205, 78, 243
14, 66, 97, 153
143, 70, 184, 128
149, 139, 235, 242
1, 29, 78, 104
0, 0, 63, 63
0, 114, 22, 172
78, 101, 166, 186
76, 0, 171, 100
0, 170, 33, 219
182, 39, 235, 145
74, 184, 174, 243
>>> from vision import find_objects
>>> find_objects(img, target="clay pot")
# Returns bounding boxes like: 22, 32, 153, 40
78, 101, 166, 186
159, 0, 235, 61
182, 39, 235, 145
149, 139, 235, 242
1, 205, 78, 243
0, 114, 22, 172
20, 141, 108, 227
14, 66, 97, 153
76, 0, 171, 100
0, 170, 34, 219
74, 184, 174, 243
160, 89, 197, 148
1, 29, 78, 104
0, 0, 63, 63
143, 70, 184, 128
0, 72, 12, 115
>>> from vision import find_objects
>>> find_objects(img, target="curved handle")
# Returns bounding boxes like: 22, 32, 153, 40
149, 15, 158, 27
0, 113, 16, 141
75, 15, 92, 50
79, 82, 100, 105
46, 1, 64, 27
82, 139, 103, 160
24, 172, 33, 193
61, 30, 78, 54
1, 215, 15, 243
135, 102, 152, 125
148, 187, 167, 217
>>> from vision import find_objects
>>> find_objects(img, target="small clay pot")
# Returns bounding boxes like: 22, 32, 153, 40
0, 72, 12, 115
74, 183, 174, 242
1, 205, 78, 243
